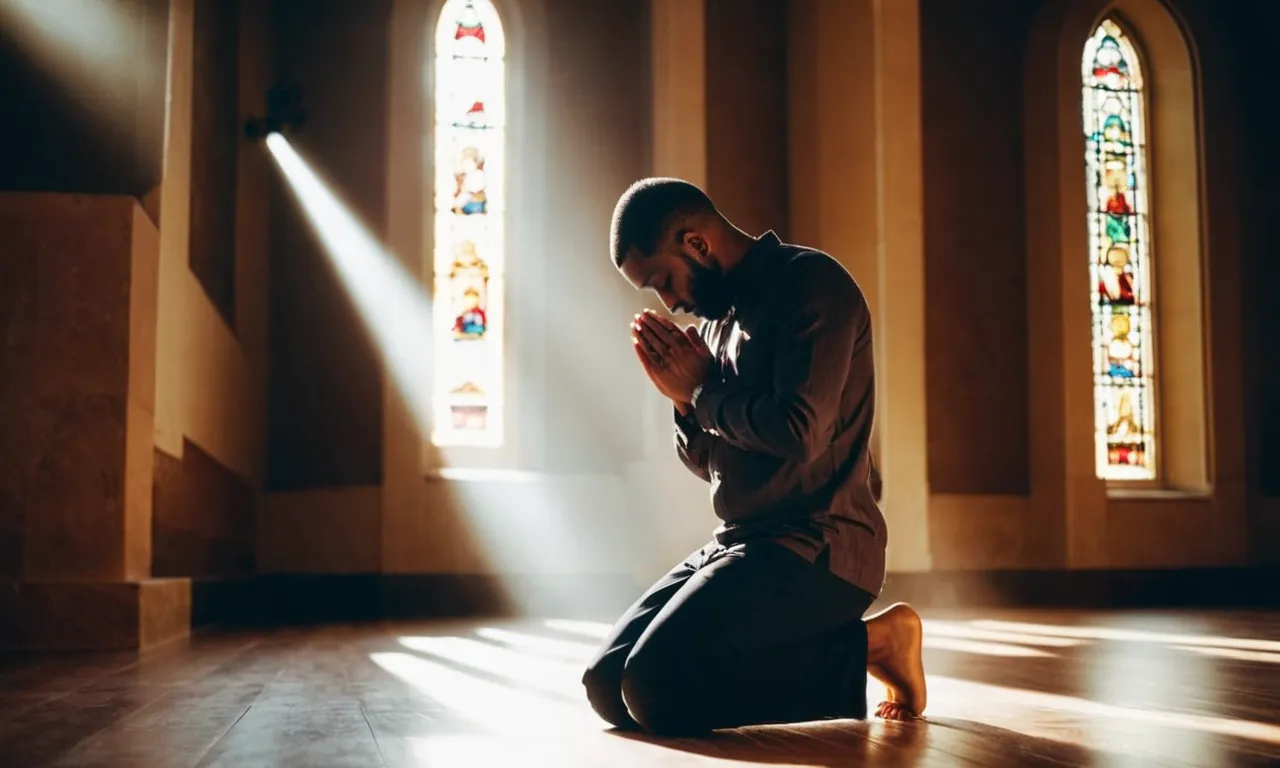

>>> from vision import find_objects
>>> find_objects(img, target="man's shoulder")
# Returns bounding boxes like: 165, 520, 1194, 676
774, 244, 864, 305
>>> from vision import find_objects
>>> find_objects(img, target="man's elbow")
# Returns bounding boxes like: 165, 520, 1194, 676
680, 455, 712, 482
780, 433, 824, 463
779, 407, 827, 463
674, 439, 712, 481
768, 426, 821, 463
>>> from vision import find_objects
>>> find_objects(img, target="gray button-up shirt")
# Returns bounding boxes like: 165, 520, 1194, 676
674, 231, 888, 597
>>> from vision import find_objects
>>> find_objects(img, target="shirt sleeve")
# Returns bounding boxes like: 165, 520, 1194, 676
673, 405, 713, 482
691, 255, 866, 463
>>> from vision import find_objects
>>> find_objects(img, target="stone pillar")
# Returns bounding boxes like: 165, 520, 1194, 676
788, 0, 932, 572
871, 0, 932, 572
0, 193, 190, 650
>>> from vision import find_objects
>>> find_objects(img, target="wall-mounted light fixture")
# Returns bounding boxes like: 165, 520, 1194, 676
245, 76, 305, 139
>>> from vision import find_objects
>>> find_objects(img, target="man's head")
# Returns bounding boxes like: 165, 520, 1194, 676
610, 177, 736, 320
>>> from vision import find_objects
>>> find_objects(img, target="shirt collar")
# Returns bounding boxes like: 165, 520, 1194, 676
726, 230, 783, 306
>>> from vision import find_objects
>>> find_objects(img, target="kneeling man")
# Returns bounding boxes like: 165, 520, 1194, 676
581, 178, 927, 736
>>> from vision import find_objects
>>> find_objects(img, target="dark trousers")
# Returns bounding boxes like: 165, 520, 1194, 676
581, 539, 875, 736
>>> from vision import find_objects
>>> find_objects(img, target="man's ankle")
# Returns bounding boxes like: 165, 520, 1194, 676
865, 619, 890, 665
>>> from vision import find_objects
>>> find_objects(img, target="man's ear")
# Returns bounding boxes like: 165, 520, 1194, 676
682, 230, 710, 262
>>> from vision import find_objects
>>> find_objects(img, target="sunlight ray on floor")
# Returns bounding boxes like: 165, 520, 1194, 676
474, 627, 599, 661
971, 620, 1280, 653
398, 635, 584, 698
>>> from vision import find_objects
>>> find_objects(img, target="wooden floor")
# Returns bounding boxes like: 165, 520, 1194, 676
1, 609, 1278, 767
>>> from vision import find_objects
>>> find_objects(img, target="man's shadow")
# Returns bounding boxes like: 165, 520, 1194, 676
608, 717, 1102, 766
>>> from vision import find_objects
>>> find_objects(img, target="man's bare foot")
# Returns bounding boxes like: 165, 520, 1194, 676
865, 602, 927, 721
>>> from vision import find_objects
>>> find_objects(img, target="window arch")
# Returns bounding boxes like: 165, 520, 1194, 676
1083, 18, 1157, 481
431, 0, 506, 448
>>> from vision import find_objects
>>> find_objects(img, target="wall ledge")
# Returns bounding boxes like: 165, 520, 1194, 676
1106, 488, 1213, 501
0, 579, 191, 651
190, 572, 641, 627
877, 567, 1280, 610
423, 468, 621, 483
188, 567, 1280, 629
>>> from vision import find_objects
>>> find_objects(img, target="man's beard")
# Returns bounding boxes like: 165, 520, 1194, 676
684, 255, 733, 320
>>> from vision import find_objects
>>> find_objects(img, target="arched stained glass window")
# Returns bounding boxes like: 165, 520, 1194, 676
1083, 18, 1156, 480
432, 0, 505, 447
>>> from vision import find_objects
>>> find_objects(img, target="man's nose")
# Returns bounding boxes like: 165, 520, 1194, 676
656, 290, 677, 312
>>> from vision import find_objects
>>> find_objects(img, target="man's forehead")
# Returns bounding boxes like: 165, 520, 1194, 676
620, 248, 660, 288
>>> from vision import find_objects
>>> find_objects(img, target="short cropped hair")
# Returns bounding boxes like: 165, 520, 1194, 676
610, 177, 717, 267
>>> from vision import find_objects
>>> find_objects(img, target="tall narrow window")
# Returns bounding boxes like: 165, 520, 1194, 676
432, 0, 505, 447
1083, 19, 1156, 481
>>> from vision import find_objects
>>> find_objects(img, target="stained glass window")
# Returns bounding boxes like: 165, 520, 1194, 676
1082, 19, 1157, 480
432, 0, 505, 447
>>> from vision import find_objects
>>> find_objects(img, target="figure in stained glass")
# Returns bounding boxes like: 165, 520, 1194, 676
459, 100, 488, 128
1105, 214, 1130, 244
1102, 161, 1133, 214
449, 241, 489, 340
449, 382, 487, 431
1106, 313, 1137, 378
454, 288, 487, 338
1098, 245, 1135, 304
1101, 114, 1131, 145
1105, 391, 1145, 467
450, 381, 485, 397
451, 405, 488, 431
452, 146, 487, 215
1091, 32, 1130, 88
454, 1, 486, 45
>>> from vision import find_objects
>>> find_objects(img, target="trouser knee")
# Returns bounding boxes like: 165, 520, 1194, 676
581, 662, 635, 730
619, 658, 709, 737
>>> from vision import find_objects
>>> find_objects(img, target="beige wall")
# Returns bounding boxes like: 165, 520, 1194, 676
258, 486, 381, 574
155, 0, 269, 486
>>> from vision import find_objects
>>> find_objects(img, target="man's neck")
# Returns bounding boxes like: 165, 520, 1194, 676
716, 227, 762, 277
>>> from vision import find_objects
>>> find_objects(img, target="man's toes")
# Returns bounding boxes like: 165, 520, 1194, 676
877, 702, 913, 721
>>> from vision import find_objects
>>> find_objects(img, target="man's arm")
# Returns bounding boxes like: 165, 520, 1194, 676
691, 256, 865, 463
673, 403, 714, 482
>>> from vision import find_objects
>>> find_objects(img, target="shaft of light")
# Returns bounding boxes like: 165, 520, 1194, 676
266, 132, 434, 434
1, 0, 134, 77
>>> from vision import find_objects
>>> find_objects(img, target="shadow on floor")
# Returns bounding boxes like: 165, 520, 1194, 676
608, 716, 1100, 767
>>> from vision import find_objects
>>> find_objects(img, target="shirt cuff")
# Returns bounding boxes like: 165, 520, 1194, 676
690, 380, 725, 434
673, 403, 701, 443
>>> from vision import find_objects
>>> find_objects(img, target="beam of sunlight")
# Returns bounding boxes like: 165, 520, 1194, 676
0, 0, 137, 82
397, 635, 583, 698
971, 620, 1280, 653
408, 734, 555, 767
542, 618, 612, 640
371, 652, 761, 767
371, 651, 591, 733
269, 132, 639, 619
266, 133, 434, 433
923, 636, 1056, 658
474, 627, 598, 662
1171, 645, 1280, 664
922, 620, 1086, 648
926, 674, 1280, 753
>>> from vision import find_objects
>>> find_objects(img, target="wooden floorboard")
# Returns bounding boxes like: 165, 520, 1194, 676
1, 609, 1278, 767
